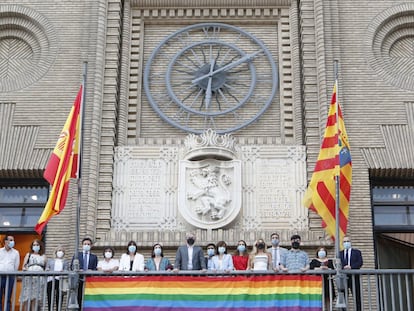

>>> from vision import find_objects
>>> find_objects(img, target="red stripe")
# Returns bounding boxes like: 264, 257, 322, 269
316, 181, 349, 234
314, 156, 337, 172
321, 135, 338, 149
325, 112, 337, 127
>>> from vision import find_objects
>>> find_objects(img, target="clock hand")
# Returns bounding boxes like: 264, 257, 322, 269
205, 58, 215, 109
192, 49, 263, 84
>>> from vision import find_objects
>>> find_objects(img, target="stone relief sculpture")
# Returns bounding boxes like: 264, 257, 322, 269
179, 158, 242, 229
187, 165, 232, 220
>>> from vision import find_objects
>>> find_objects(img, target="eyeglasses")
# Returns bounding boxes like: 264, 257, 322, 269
207, 247, 214, 250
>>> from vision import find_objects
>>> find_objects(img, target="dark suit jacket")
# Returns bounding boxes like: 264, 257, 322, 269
340, 248, 363, 269
175, 245, 206, 270
72, 252, 98, 271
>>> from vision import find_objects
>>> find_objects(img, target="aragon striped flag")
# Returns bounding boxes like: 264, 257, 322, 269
35, 86, 82, 235
303, 80, 352, 241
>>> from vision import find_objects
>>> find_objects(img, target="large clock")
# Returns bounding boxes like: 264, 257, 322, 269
143, 23, 278, 134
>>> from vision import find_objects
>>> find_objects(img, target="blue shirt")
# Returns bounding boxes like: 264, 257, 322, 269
281, 249, 309, 272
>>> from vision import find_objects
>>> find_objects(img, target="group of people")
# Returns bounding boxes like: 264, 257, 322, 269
0, 233, 363, 311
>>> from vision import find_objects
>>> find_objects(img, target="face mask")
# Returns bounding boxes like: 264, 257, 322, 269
154, 248, 162, 256
83, 245, 91, 252
291, 241, 300, 249
343, 241, 351, 249
8, 241, 15, 248
56, 251, 64, 258
32, 245, 40, 253
257, 243, 265, 250
271, 239, 280, 246
207, 249, 215, 257
218, 247, 226, 254
187, 238, 195, 245
318, 250, 326, 258
237, 245, 246, 252
128, 245, 136, 253
104, 252, 112, 259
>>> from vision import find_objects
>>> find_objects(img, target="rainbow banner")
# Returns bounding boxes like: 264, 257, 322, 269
84, 274, 322, 311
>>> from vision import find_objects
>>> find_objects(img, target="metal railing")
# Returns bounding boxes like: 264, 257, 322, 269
1, 269, 413, 311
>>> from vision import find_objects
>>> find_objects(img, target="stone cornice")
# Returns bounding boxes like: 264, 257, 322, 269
131, 0, 291, 8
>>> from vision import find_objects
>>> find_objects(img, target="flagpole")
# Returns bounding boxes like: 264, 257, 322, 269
76, 62, 87, 263
334, 60, 347, 309
68, 62, 87, 311
334, 60, 340, 260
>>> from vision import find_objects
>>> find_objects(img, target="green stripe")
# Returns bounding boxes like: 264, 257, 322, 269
85, 293, 322, 302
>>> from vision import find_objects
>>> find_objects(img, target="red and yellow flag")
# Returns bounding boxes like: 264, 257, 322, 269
303, 80, 352, 241
35, 86, 82, 234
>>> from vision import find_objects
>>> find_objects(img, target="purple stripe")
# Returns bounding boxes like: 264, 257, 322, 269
84, 307, 322, 311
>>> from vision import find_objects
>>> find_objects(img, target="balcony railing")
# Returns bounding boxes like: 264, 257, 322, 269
0, 269, 413, 311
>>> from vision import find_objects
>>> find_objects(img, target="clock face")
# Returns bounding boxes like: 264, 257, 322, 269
144, 23, 278, 134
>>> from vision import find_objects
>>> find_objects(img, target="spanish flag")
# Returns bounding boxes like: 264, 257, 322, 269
303, 80, 352, 241
35, 86, 82, 235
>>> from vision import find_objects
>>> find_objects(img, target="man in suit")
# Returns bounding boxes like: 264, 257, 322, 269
73, 237, 98, 310
268, 232, 288, 272
340, 235, 363, 311
174, 233, 206, 271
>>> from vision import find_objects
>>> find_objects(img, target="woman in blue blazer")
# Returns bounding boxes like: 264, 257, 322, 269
145, 243, 173, 271
210, 241, 234, 272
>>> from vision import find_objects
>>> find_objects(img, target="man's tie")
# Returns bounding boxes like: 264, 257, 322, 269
83, 253, 88, 270
345, 250, 349, 265
273, 249, 277, 268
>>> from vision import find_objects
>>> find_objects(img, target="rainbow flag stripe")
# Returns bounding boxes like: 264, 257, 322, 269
84, 274, 322, 311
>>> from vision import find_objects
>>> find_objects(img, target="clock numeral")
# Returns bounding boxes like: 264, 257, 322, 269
202, 26, 221, 40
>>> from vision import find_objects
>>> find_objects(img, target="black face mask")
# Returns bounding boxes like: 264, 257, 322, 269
291, 241, 300, 249
187, 238, 195, 245
257, 243, 265, 249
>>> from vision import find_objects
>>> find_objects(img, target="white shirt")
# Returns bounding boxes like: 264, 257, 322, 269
119, 253, 145, 271
187, 246, 194, 270
271, 247, 281, 268
54, 259, 64, 272
98, 258, 119, 271
0, 247, 20, 271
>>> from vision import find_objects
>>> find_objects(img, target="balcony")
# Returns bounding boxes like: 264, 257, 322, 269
0, 269, 413, 311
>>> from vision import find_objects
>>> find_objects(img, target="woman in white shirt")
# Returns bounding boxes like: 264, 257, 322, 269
46, 245, 69, 311
247, 239, 272, 271
210, 241, 234, 272
119, 241, 145, 271
97, 247, 119, 273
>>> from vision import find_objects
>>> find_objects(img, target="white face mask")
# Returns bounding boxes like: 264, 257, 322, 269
104, 252, 112, 259
56, 251, 64, 258
83, 244, 91, 252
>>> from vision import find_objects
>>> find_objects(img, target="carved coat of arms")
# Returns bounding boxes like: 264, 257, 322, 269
178, 159, 241, 229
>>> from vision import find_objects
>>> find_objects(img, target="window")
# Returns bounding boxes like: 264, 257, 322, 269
372, 186, 414, 229
0, 185, 48, 231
